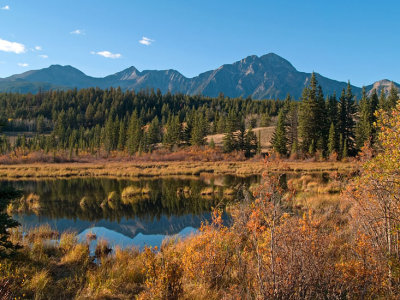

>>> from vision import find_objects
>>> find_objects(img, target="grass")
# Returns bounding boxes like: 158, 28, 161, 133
0, 160, 357, 179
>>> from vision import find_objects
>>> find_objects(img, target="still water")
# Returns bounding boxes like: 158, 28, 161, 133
2, 176, 260, 249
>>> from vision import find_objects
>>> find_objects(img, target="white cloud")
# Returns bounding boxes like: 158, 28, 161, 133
0, 38, 26, 54
39, 54, 48, 58
139, 37, 154, 46
18, 63, 29, 67
70, 29, 84, 35
34, 46, 42, 51
91, 50, 121, 59
1, 5, 10, 10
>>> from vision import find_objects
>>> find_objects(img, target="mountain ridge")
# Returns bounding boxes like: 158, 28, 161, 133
0, 53, 398, 99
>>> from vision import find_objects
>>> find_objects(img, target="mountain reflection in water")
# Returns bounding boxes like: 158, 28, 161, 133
2, 176, 259, 248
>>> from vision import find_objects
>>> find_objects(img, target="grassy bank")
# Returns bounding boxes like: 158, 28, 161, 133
0, 160, 357, 179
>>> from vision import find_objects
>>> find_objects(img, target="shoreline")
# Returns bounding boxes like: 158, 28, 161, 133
0, 160, 357, 179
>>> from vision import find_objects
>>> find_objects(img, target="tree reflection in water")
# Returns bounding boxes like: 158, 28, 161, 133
1, 176, 260, 246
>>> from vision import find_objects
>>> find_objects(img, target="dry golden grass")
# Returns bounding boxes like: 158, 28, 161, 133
0, 160, 356, 179
61, 243, 90, 265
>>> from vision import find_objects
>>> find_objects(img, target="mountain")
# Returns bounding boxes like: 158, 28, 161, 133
0, 53, 398, 99
365, 79, 400, 97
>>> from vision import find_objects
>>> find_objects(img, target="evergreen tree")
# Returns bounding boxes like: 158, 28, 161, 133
298, 72, 319, 153
337, 82, 356, 156
244, 126, 258, 157
127, 111, 142, 154
327, 122, 337, 156
387, 82, 399, 109
163, 114, 181, 148
370, 89, 379, 118
209, 138, 215, 149
326, 93, 338, 127
286, 102, 298, 151
147, 116, 161, 146
260, 113, 271, 127
271, 109, 287, 156
257, 131, 262, 154
36, 115, 45, 133
234, 119, 246, 151
190, 112, 208, 146
0, 186, 21, 258
378, 88, 387, 110
355, 87, 371, 150
104, 115, 118, 153
223, 131, 235, 153
216, 115, 226, 133
117, 119, 126, 151
316, 86, 328, 154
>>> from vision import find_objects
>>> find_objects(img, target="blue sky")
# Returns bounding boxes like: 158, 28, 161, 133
0, 0, 399, 86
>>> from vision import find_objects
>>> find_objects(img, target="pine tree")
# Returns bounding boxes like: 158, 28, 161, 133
337, 82, 356, 156
163, 114, 181, 148
244, 126, 257, 157
36, 115, 45, 133
209, 138, 215, 149
286, 102, 298, 151
234, 119, 246, 151
147, 116, 161, 146
257, 131, 262, 154
117, 119, 126, 151
355, 87, 371, 150
260, 113, 271, 127
326, 93, 338, 127
0, 186, 21, 258
387, 82, 399, 109
216, 116, 226, 133
223, 110, 238, 152
327, 122, 337, 156
127, 111, 142, 155
226, 109, 238, 133
104, 115, 117, 153
271, 109, 287, 156
223, 131, 235, 153
316, 85, 328, 154
190, 112, 208, 146
378, 88, 387, 110
298, 72, 319, 153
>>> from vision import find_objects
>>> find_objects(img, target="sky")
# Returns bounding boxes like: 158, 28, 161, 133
0, 0, 399, 86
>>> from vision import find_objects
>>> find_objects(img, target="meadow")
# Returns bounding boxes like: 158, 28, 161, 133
0, 160, 356, 179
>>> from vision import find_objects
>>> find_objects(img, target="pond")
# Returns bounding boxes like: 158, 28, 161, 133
2, 175, 260, 249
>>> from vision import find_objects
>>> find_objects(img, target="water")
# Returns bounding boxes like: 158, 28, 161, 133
2, 175, 259, 249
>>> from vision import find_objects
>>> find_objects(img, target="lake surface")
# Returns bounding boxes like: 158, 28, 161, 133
2, 175, 260, 249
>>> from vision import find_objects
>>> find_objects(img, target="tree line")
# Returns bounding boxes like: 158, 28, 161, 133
0, 78, 398, 159
271, 73, 399, 159
0, 88, 281, 157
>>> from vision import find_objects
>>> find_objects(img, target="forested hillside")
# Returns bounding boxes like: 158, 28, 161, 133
0, 72, 398, 161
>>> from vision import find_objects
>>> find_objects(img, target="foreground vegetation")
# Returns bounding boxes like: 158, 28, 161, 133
0, 103, 399, 299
